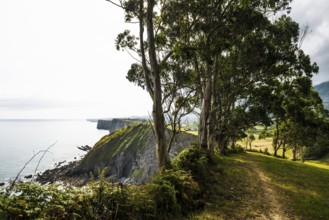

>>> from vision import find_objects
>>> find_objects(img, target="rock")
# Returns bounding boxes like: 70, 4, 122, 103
37, 160, 81, 185
96, 118, 145, 132
77, 145, 92, 152
0, 182, 5, 186
73, 123, 197, 184
37, 122, 196, 186
24, 174, 32, 179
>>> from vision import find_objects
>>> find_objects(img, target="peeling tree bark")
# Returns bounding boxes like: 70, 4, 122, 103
199, 62, 213, 150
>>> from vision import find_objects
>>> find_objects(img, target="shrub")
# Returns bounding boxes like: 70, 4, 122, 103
148, 168, 200, 217
227, 145, 245, 154
0, 182, 84, 219
0, 147, 213, 219
171, 146, 210, 184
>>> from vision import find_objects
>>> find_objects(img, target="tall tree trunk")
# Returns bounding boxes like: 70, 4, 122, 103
208, 55, 219, 153
217, 134, 227, 154
199, 63, 212, 149
282, 142, 286, 159
292, 147, 297, 161
274, 147, 278, 157
208, 113, 215, 153
273, 120, 280, 157
146, 0, 170, 168
139, 0, 153, 98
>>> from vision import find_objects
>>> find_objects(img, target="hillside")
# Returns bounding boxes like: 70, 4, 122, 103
3, 149, 329, 219
314, 81, 329, 109
74, 123, 197, 183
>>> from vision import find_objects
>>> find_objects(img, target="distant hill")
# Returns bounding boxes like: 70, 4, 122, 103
314, 81, 329, 109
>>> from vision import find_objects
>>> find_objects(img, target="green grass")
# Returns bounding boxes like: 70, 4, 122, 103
188, 153, 272, 219
189, 152, 329, 219
80, 123, 151, 171
242, 153, 329, 219
305, 153, 329, 170
238, 137, 294, 159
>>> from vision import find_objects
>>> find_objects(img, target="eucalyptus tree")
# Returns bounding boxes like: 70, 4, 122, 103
110, 0, 320, 161
110, 0, 172, 167
282, 77, 327, 161
111, 0, 201, 167
203, 14, 298, 152
158, 0, 294, 151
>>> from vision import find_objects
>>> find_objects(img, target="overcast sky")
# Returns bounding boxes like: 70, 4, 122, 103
0, 0, 328, 119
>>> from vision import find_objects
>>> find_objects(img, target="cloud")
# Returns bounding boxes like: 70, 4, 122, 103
290, 0, 329, 84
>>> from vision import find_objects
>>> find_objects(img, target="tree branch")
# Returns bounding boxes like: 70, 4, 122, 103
105, 0, 124, 9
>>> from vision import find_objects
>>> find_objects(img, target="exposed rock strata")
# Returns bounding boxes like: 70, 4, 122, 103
74, 123, 197, 184
96, 118, 141, 132
38, 123, 197, 185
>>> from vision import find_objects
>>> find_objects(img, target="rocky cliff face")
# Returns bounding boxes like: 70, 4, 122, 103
74, 123, 197, 184
96, 119, 134, 132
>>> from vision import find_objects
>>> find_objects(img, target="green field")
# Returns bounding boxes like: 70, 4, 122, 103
238, 136, 295, 159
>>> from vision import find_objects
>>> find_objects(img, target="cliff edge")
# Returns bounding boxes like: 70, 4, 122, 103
96, 118, 145, 132
74, 123, 197, 184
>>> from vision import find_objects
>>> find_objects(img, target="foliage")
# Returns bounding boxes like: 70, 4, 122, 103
148, 169, 200, 217
0, 182, 83, 219
0, 147, 212, 219
227, 145, 245, 154
172, 146, 211, 185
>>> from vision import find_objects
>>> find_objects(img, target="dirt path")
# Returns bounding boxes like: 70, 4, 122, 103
246, 153, 290, 220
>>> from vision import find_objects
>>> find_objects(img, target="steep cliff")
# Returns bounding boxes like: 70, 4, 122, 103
75, 123, 197, 183
96, 118, 146, 132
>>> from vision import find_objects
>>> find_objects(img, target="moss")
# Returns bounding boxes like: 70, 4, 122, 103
132, 168, 144, 177
79, 123, 151, 171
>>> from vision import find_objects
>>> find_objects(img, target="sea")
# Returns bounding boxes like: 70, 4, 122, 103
0, 119, 108, 183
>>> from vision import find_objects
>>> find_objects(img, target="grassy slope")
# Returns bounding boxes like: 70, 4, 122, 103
79, 123, 151, 171
189, 152, 329, 220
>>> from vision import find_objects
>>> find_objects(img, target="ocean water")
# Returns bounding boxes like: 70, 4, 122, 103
0, 120, 108, 182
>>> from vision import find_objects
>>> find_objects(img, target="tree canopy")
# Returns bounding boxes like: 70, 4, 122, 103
109, 0, 328, 166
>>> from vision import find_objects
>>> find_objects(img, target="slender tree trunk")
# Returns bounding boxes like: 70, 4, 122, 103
199, 63, 212, 149
208, 55, 219, 154
273, 121, 280, 157
274, 147, 278, 157
208, 114, 215, 153
292, 147, 297, 161
230, 138, 236, 149
282, 140, 286, 158
300, 147, 305, 163
139, 1, 153, 98
217, 134, 227, 154
146, 0, 170, 168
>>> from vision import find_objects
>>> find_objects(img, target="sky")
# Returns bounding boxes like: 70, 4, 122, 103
0, 0, 328, 119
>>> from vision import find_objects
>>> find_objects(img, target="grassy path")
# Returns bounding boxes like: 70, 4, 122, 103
243, 153, 290, 220
189, 152, 329, 219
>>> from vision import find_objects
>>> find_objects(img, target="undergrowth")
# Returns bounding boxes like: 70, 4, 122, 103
0, 147, 214, 220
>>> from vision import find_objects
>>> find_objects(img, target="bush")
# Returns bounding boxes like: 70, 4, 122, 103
0, 147, 213, 219
259, 147, 271, 156
148, 169, 200, 217
227, 145, 245, 154
0, 182, 84, 219
171, 146, 210, 184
